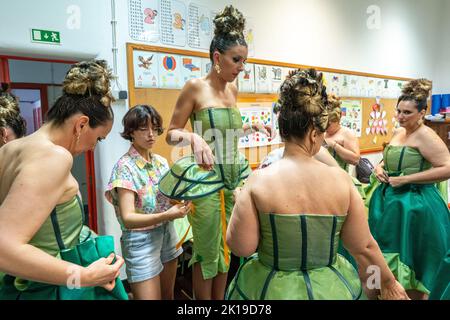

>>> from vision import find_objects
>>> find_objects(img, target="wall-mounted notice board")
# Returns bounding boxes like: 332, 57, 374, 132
126, 43, 413, 167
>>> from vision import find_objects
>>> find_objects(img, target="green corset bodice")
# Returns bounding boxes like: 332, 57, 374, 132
383, 145, 431, 176
326, 146, 349, 171
29, 196, 83, 257
190, 107, 244, 188
258, 213, 347, 271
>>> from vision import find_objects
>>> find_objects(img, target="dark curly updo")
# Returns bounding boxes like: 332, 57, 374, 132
277, 68, 329, 141
209, 5, 247, 61
46, 59, 115, 128
397, 78, 432, 112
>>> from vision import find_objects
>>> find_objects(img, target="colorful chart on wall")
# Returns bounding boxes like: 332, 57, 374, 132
187, 3, 212, 50
160, 0, 187, 47
201, 58, 212, 77
133, 50, 159, 88
244, 17, 256, 57
340, 100, 363, 137
238, 63, 255, 93
158, 53, 182, 88
255, 64, 271, 93
365, 97, 390, 140
238, 103, 279, 148
128, 0, 160, 42
181, 56, 202, 83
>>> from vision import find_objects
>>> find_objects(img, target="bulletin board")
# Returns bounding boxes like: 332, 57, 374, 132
126, 43, 412, 167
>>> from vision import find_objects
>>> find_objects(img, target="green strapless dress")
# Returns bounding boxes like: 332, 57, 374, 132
429, 249, 450, 300
159, 107, 251, 279
226, 213, 364, 300
0, 195, 127, 300
368, 145, 450, 295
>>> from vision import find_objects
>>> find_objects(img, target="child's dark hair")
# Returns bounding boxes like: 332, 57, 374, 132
121, 105, 164, 141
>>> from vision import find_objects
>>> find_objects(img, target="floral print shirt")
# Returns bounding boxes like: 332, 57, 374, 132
105, 145, 172, 231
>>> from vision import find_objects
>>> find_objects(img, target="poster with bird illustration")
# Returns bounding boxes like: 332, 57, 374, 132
133, 50, 159, 88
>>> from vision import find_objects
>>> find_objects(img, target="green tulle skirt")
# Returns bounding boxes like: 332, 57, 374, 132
226, 254, 364, 300
368, 182, 450, 294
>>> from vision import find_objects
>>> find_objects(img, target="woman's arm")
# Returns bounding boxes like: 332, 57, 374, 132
331, 130, 360, 165
117, 188, 189, 229
389, 127, 450, 187
0, 149, 123, 288
340, 176, 409, 299
166, 79, 214, 170
227, 173, 260, 257
314, 146, 340, 167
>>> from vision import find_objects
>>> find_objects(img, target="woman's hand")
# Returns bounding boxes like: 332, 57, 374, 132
252, 123, 276, 140
191, 133, 214, 170
325, 137, 344, 150
380, 280, 410, 300
84, 253, 125, 291
374, 163, 389, 183
388, 175, 408, 188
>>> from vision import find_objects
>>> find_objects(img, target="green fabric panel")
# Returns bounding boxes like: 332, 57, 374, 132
369, 182, 450, 293
326, 146, 349, 171
29, 196, 83, 257
429, 250, 450, 300
383, 145, 432, 176
227, 254, 363, 300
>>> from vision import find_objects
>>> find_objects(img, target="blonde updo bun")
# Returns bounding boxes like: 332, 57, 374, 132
398, 78, 432, 112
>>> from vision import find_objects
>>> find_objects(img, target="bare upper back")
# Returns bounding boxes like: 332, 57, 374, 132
250, 156, 352, 215
0, 133, 78, 205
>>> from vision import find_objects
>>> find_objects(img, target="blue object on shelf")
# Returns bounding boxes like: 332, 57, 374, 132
431, 94, 442, 115
441, 94, 450, 107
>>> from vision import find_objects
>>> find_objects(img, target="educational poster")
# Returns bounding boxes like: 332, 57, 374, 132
201, 58, 212, 77
238, 104, 273, 148
329, 73, 343, 96
340, 100, 363, 137
269, 66, 283, 93
244, 17, 256, 57
160, 0, 187, 47
255, 64, 271, 93
158, 53, 183, 89
133, 50, 159, 88
366, 77, 377, 98
349, 76, 361, 97
128, 0, 160, 42
365, 98, 389, 139
238, 63, 255, 93
340, 75, 350, 96
187, 3, 212, 49
181, 56, 202, 84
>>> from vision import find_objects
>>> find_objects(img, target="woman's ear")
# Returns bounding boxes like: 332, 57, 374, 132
75, 115, 89, 135
0, 127, 7, 144
213, 51, 220, 66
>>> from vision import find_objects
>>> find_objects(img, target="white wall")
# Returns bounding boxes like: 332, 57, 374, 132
432, 0, 450, 94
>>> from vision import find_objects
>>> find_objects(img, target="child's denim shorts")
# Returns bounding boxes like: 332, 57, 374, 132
120, 221, 183, 283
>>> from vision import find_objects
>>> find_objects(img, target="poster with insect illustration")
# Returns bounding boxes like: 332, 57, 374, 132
238, 63, 255, 93
238, 103, 275, 148
255, 64, 271, 93
187, 3, 212, 49
180, 56, 202, 83
158, 53, 182, 89
160, 0, 187, 47
340, 100, 362, 137
129, 0, 160, 42
133, 50, 159, 88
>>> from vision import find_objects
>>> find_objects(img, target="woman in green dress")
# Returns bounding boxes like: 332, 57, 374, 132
159, 6, 273, 300
369, 79, 450, 299
0, 60, 125, 299
226, 68, 409, 300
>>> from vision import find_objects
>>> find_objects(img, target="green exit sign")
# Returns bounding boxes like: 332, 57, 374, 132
31, 29, 61, 44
